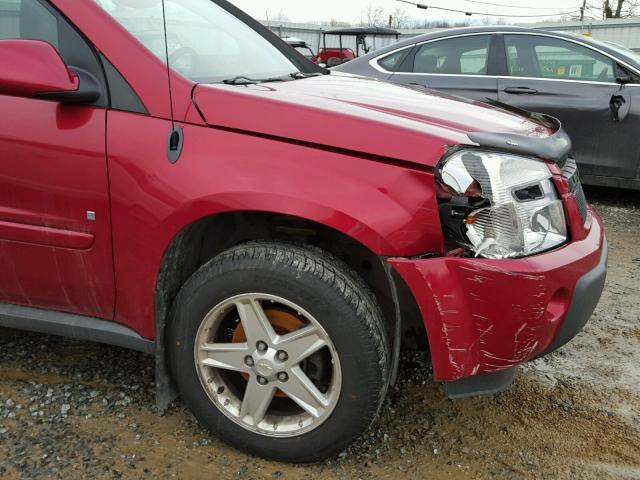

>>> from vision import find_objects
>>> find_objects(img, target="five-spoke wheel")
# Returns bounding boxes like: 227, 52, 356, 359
194, 293, 341, 436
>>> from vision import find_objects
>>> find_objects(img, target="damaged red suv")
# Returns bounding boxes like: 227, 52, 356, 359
0, 0, 606, 462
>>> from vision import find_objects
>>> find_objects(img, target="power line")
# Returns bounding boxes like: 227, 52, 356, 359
456, 0, 577, 11
396, 0, 580, 17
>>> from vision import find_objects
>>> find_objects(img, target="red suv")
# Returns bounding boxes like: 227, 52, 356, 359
0, 0, 606, 463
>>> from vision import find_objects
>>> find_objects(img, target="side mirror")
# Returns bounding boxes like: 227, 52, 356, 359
0, 39, 100, 104
616, 74, 633, 85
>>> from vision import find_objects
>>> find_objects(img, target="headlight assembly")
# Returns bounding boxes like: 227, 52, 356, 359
437, 149, 567, 259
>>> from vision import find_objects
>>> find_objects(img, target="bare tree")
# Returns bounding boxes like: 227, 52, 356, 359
272, 9, 290, 23
360, 5, 386, 27
388, 7, 411, 29
603, 0, 639, 17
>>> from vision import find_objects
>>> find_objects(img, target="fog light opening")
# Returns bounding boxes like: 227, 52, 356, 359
546, 288, 570, 322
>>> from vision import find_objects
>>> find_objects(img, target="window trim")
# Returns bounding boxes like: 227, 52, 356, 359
370, 31, 640, 86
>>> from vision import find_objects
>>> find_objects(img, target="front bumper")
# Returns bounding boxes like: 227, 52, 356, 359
389, 208, 606, 387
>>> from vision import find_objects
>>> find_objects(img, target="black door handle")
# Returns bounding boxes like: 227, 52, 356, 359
503, 86, 538, 94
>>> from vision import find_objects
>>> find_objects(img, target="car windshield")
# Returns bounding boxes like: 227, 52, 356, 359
94, 0, 299, 83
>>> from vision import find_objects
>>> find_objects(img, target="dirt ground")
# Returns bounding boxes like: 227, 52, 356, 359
0, 185, 639, 480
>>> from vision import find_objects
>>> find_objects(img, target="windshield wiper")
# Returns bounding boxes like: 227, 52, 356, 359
222, 72, 324, 85
222, 75, 290, 85
290, 71, 325, 79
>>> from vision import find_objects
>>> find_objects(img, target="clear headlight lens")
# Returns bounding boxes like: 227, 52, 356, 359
438, 150, 567, 259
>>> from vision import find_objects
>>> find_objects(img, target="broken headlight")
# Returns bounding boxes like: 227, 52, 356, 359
437, 149, 567, 259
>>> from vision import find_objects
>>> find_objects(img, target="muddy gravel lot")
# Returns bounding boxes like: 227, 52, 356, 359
1, 186, 639, 480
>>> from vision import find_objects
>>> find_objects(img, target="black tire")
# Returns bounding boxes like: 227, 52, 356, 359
167, 241, 389, 462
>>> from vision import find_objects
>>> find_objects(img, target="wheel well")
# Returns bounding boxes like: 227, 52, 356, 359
154, 211, 426, 407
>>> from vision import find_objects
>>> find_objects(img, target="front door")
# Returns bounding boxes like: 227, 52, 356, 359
0, 0, 114, 319
498, 33, 640, 181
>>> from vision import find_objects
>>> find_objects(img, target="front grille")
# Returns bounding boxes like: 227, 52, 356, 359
561, 158, 588, 223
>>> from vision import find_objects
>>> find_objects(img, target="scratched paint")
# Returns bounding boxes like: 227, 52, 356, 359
389, 219, 603, 381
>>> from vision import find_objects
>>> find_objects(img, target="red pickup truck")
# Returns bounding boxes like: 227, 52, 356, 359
0, 0, 606, 463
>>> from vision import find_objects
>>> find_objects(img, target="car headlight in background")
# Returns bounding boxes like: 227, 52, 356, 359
437, 149, 567, 259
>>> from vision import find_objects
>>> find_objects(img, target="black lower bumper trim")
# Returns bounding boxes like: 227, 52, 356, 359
445, 367, 517, 399
540, 237, 608, 357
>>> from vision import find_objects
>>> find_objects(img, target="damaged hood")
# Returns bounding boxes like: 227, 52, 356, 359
192, 73, 554, 167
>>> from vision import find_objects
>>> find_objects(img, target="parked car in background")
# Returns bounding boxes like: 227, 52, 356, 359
0, 0, 606, 463
337, 26, 640, 190
282, 37, 315, 60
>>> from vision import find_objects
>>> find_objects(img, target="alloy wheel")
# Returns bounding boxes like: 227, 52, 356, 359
193, 293, 342, 437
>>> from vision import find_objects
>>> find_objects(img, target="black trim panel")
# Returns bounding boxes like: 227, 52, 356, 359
99, 53, 148, 114
540, 238, 608, 356
0, 304, 154, 354
445, 367, 517, 399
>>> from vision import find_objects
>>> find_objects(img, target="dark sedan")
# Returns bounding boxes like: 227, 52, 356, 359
336, 26, 640, 189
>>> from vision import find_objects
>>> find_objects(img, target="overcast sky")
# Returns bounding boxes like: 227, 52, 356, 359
228, 0, 597, 25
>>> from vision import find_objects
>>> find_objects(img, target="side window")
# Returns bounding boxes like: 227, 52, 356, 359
0, 1, 20, 38
505, 35, 615, 83
377, 47, 411, 72
0, 0, 58, 47
410, 35, 490, 75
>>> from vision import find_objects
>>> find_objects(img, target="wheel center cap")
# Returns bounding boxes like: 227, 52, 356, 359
255, 359, 274, 377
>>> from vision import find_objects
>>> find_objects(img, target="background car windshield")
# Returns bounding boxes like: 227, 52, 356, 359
95, 0, 297, 83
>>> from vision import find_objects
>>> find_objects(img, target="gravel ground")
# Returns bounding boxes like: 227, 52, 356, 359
1, 185, 639, 480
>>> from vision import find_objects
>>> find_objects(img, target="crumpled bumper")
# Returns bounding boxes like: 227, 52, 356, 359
389, 209, 606, 385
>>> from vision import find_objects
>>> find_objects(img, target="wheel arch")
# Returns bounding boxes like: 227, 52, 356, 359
153, 209, 426, 411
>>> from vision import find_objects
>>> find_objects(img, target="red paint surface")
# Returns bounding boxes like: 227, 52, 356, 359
0, 0, 606, 385
193, 75, 552, 167
0, 39, 78, 97
0, 96, 114, 319
105, 112, 443, 337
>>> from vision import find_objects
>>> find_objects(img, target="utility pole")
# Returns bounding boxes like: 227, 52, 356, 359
579, 0, 586, 21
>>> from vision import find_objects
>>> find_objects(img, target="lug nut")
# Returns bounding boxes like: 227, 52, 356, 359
277, 372, 289, 382
256, 341, 268, 352
244, 356, 254, 367
276, 350, 288, 361
257, 376, 269, 385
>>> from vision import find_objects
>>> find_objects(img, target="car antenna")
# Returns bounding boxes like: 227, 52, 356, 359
161, 0, 183, 164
